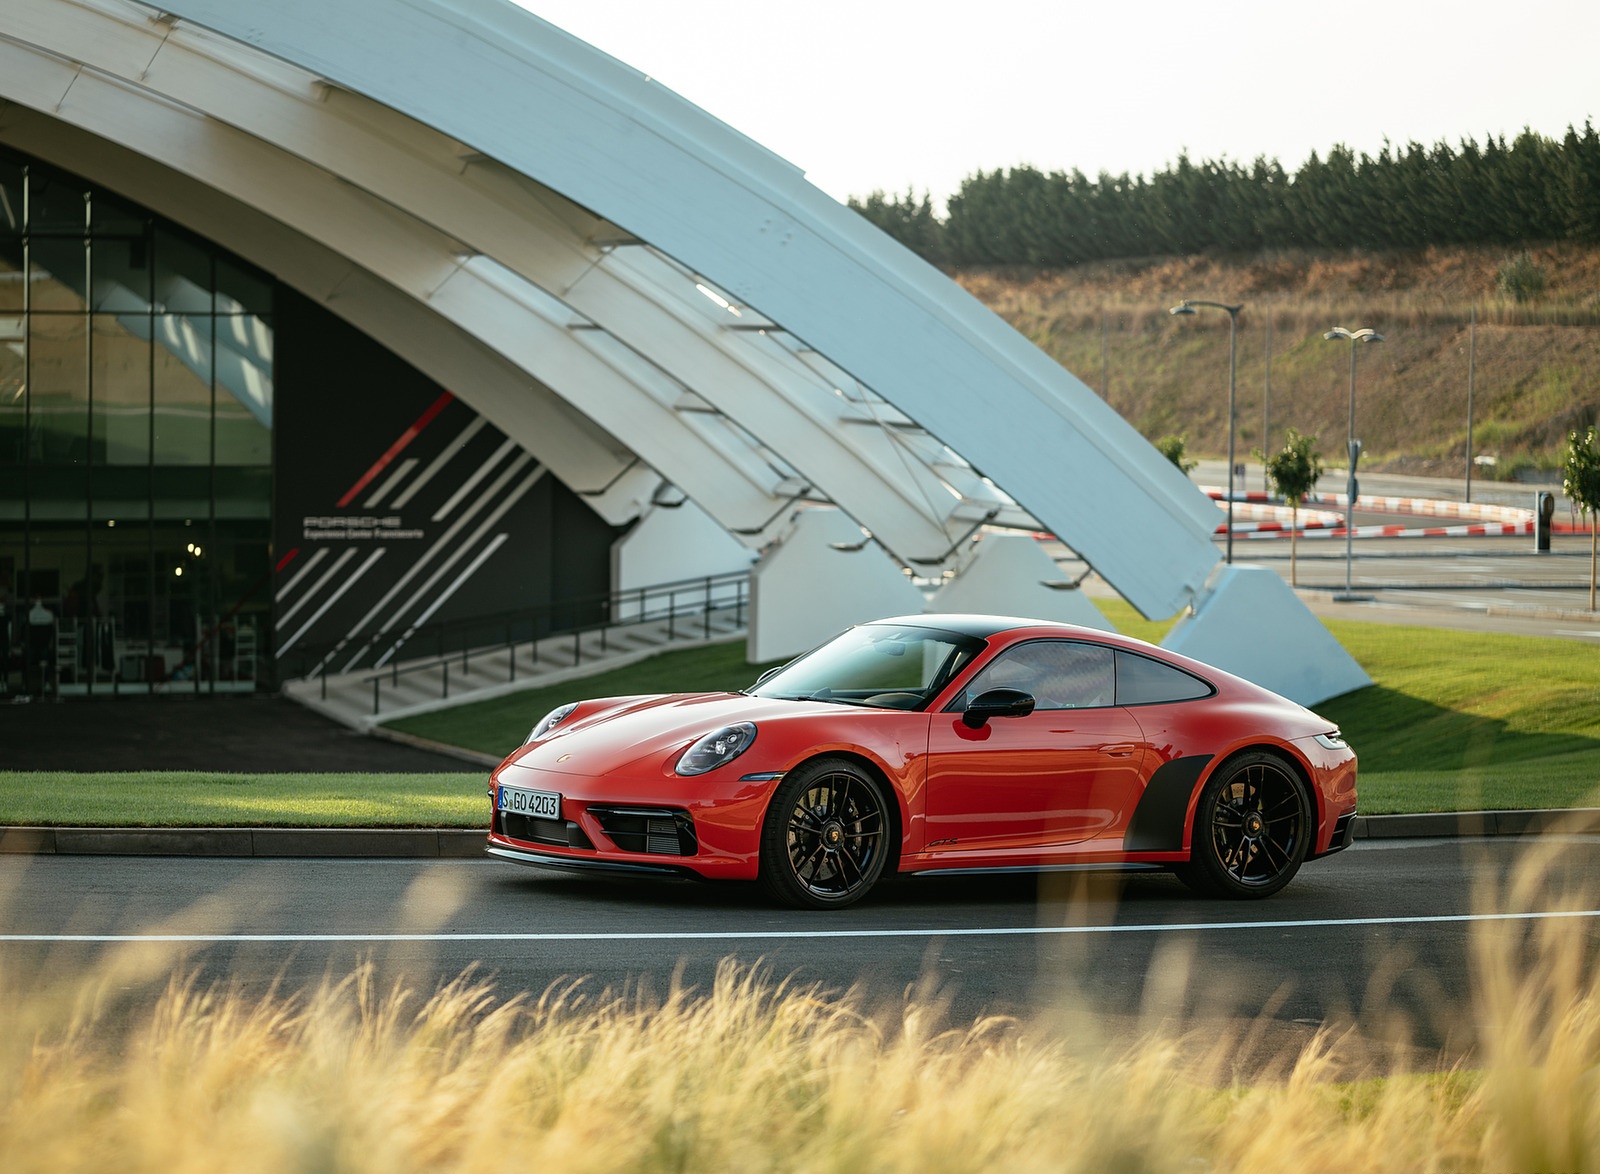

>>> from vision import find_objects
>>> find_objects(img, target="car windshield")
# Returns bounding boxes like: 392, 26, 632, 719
748, 623, 986, 710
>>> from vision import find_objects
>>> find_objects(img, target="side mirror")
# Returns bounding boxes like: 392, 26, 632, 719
961, 687, 1036, 729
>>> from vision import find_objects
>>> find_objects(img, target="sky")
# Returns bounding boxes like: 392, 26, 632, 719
513, 0, 1600, 211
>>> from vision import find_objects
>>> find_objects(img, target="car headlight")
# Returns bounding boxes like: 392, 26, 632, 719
525, 702, 578, 744
676, 723, 757, 776
1313, 731, 1349, 750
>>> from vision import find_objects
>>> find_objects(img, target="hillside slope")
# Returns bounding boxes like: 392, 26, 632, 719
956, 243, 1600, 477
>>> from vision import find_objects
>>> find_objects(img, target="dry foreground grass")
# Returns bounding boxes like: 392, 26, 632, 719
3, 835, 1600, 1172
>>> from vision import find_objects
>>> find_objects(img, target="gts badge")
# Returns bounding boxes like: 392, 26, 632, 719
927, 838, 959, 848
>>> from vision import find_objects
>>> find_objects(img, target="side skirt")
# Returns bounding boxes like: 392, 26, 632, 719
905, 862, 1170, 878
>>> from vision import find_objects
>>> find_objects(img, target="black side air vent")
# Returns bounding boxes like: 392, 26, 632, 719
588, 807, 698, 856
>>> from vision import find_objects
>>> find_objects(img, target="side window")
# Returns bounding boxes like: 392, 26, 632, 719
1115, 650, 1213, 705
954, 641, 1115, 710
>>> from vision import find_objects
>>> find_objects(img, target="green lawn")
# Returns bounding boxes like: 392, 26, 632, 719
3, 610, 1597, 826
1092, 598, 1600, 813
384, 638, 787, 760
0, 772, 487, 828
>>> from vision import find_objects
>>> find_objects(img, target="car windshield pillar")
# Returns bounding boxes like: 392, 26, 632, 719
748, 623, 984, 710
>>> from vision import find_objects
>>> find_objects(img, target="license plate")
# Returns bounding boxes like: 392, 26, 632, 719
498, 785, 561, 820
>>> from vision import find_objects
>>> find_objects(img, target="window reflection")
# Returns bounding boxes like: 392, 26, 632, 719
29, 238, 88, 313
153, 313, 212, 465
0, 238, 22, 313
92, 315, 152, 466
0, 148, 273, 697
0, 316, 22, 463
28, 315, 88, 464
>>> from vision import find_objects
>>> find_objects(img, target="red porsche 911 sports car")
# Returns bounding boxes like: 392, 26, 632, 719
486, 615, 1357, 908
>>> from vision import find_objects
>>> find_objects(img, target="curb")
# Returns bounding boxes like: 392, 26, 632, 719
3, 810, 1598, 859
0, 827, 487, 858
1352, 808, 1600, 839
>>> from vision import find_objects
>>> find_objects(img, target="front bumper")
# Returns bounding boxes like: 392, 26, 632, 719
1310, 808, 1359, 859
486, 764, 769, 880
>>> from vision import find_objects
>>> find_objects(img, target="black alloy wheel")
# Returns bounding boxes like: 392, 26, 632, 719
1179, 751, 1311, 899
759, 757, 890, 909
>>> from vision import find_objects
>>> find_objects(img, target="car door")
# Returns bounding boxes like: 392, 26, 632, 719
923, 640, 1147, 854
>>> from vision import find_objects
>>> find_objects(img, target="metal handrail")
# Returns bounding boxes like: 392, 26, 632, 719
295, 571, 748, 715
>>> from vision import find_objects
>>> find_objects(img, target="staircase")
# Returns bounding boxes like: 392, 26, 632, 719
281, 574, 749, 735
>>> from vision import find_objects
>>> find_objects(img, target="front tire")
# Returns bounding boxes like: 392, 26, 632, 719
759, 757, 890, 909
1178, 751, 1312, 899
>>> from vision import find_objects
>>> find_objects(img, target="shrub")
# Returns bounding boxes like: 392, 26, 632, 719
1496, 252, 1548, 302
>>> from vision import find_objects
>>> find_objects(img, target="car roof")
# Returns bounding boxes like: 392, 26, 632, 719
863, 613, 1097, 639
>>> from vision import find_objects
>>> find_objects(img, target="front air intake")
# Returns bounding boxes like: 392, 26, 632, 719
588, 807, 697, 856
496, 810, 594, 850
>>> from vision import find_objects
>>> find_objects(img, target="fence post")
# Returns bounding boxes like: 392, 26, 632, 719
573, 628, 581, 666
372, 676, 380, 715
442, 661, 449, 700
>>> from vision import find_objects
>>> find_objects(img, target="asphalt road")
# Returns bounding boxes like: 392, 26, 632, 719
6, 836, 1598, 1060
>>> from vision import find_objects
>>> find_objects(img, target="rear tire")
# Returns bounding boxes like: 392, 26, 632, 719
758, 757, 890, 909
1178, 751, 1312, 899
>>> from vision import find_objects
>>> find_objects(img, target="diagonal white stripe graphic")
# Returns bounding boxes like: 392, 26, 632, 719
372, 469, 546, 667
376, 533, 509, 665
327, 455, 538, 674
275, 548, 356, 630
431, 437, 517, 522
363, 457, 419, 509
389, 416, 488, 510
274, 547, 329, 602
7, 908, 1600, 945
276, 548, 388, 656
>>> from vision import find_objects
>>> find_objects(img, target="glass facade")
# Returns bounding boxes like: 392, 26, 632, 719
0, 149, 273, 696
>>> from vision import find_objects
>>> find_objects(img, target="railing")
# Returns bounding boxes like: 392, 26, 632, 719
286, 571, 749, 716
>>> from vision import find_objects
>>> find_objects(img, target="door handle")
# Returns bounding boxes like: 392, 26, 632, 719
1104, 744, 1136, 758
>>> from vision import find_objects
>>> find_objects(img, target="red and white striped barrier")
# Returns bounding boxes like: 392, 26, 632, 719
1239, 519, 1533, 541
1200, 486, 1580, 538
1202, 485, 1537, 523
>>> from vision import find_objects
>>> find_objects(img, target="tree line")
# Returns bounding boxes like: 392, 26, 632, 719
848, 123, 1600, 268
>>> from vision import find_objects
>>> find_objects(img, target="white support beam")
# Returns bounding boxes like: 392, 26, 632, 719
0, 38, 800, 537
4, 2, 993, 564
142, 0, 1224, 619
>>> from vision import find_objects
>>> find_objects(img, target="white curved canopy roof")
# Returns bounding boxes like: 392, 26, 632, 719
0, 0, 1222, 618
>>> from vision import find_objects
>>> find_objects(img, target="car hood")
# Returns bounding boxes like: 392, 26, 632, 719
499, 692, 850, 778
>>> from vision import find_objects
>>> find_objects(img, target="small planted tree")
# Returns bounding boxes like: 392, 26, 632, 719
1262, 429, 1324, 587
1155, 435, 1198, 475
1564, 426, 1600, 610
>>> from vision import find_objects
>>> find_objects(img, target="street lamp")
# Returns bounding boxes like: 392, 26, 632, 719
1324, 326, 1384, 601
1170, 299, 1244, 563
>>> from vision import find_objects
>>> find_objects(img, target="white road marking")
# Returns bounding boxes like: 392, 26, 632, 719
4, 908, 1598, 944
1554, 629, 1600, 639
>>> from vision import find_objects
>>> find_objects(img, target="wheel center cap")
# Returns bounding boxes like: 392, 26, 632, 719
822, 821, 844, 848
1244, 812, 1265, 837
